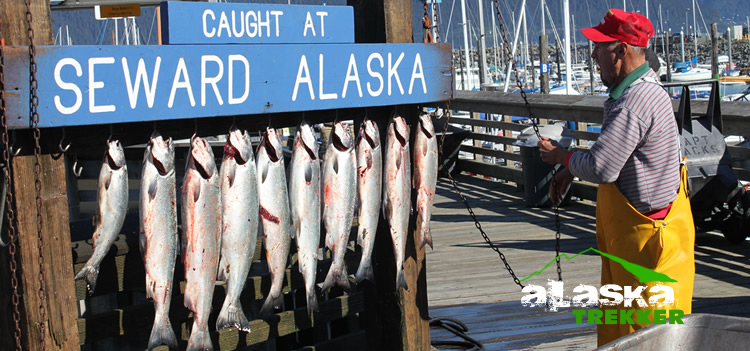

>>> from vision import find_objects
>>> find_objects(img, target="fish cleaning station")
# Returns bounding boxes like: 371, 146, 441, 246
2, 0, 750, 350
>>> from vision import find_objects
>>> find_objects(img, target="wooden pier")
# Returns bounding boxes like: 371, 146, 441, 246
427, 174, 750, 349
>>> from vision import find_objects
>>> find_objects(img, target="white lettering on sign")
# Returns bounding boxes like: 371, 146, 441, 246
292, 55, 314, 102
342, 53, 362, 99
303, 11, 328, 37
367, 53, 384, 97
169, 58, 195, 108
387, 52, 404, 96
228, 54, 250, 105
54, 58, 83, 115
318, 54, 337, 100
408, 53, 426, 95
89, 57, 116, 113
201, 55, 224, 106
202, 9, 284, 39
122, 57, 161, 109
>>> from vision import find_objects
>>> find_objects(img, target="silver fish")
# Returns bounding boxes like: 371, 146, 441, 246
216, 128, 258, 332
139, 132, 178, 350
182, 136, 221, 351
75, 139, 128, 293
319, 122, 357, 292
354, 120, 382, 284
257, 127, 293, 316
413, 113, 438, 249
288, 121, 321, 316
383, 116, 410, 291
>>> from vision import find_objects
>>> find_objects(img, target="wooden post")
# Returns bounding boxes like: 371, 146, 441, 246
588, 41, 594, 95
539, 35, 549, 94
348, 1, 430, 350
472, 112, 482, 161
711, 23, 719, 79
665, 32, 672, 82
0, 1, 79, 350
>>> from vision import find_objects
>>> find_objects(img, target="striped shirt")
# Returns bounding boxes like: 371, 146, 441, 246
568, 66, 681, 213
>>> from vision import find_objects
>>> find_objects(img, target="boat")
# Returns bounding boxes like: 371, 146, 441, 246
670, 67, 712, 82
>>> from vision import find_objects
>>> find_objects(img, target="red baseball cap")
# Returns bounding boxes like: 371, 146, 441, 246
581, 9, 654, 47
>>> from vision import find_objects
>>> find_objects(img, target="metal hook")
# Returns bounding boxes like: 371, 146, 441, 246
58, 128, 71, 153
107, 125, 114, 142
72, 154, 83, 178
229, 116, 237, 132
10, 131, 21, 157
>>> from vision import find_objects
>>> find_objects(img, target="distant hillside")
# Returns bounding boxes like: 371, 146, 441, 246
50, 0, 750, 46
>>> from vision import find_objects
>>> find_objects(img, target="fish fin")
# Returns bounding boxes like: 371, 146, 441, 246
306, 291, 319, 317
216, 299, 251, 332
102, 170, 112, 191
74, 264, 99, 295
261, 160, 269, 184
319, 264, 351, 292
147, 317, 178, 350
259, 293, 283, 317
396, 267, 408, 291
147, 178, 157, 201
217, 257, 227, 282
337, 264, 351, 291
396, 150, 402, 170
356, 227, 365, 246
333, 156, 339, 174
355, 258, 374, 284
186, 326, 212, 351
193, 183, 201, 203
227, 161, 236, 188
383, 195, 392, 219
422, 223, 434, 250
139, 232, 147, 257
305, 162, 312, 183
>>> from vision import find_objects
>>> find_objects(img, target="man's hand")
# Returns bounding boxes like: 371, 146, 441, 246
538, 137, 569, 165
549, 168, 574, 206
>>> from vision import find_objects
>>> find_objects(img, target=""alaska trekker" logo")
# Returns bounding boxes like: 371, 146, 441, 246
520, 247, 685, 325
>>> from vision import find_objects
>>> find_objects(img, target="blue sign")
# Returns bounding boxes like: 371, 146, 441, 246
161, 1, 354, 44
3, 44, 452, 128
540, 63, 549, 74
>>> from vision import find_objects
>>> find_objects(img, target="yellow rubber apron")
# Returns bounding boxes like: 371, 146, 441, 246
595, 164, 695, 346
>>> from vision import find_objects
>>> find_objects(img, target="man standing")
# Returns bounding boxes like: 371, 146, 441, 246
538, 9, 695, 346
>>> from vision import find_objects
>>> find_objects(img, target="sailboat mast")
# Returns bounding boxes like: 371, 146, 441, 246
503, 0, 527, 92
478, 0, 489, 85
491, 5, 499, 81
564, 0, 571, 94
692, 0, 697, 61
460, 0, 471, 90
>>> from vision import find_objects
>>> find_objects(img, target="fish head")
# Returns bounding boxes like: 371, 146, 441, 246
227, 127, 254, 164
393, 116, 409, 147
190, 136, 216, 179
360, 120, 380, 150
418, 112, 435, 138
106, 139, 126, 170
297, 121, 319, 160
261, 127, 283, 163
331, 122, 353, 152
149, 131, 174, 176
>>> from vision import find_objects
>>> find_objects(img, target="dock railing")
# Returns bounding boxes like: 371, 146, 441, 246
441, 90, 750, 203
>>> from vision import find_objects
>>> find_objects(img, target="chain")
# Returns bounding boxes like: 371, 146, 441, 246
491, 0, 562, 281
1, 15, 24, 351
432, 2, 440, 43
25, 0, 48, 348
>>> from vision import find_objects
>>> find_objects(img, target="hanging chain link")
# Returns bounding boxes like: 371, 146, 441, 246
492, 0, 562, 281
1, 15, 25, 351
25, 0, 48, 348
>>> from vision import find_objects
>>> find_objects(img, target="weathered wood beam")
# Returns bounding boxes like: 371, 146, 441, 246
2, 0, 79, 349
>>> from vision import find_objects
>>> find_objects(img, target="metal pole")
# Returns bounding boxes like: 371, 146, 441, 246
623, 0, 626, 12
492, 5, 499, 82
711, 23, 718, 78
692, 0, 697, 60
523, 8, 531, 87
681, 29, 685, 63
666, 31, 672, 82
646, 0, 649, 21
564, 0, 571, 94
460, 0, 471, 90
541, 0, 545, 35
541, 34, 549, 93
588, 41, 595, 95
572, 15, 577, 65
728, 26, 732, 71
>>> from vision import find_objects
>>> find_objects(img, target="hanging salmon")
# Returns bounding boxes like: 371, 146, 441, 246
257, 127, 293, 316
319, 122, 357, 292
182, 136, 221, 351
354, 119, 382, 284
413, 112, 438, 249
383, 116, 410, 291
288, 121, 321, 316
75, 139, 128, 294
139, 132, 178, 350
216, 128, 258, 332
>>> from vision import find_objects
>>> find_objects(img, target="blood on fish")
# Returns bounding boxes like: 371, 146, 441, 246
260, 205, 280, 224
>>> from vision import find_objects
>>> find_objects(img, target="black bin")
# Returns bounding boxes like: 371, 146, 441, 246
514, 124, 573, 207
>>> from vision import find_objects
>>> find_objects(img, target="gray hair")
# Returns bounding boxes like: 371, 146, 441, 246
629, 45, 646, 56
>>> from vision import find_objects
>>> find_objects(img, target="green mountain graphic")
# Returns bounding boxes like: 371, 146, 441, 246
520, 247, 678, 283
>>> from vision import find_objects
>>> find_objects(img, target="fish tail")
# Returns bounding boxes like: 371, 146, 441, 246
186, 326, 212, 351
318, 264, 351, 292
259, 293, 283, 317
147, 317, 178, 350
420, 223, 433, 250
354, 259, 374, 284
74, 265, 99, 294
306, 291, 319, 317
396, 267, 408, 291
216, 299, 251, 332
